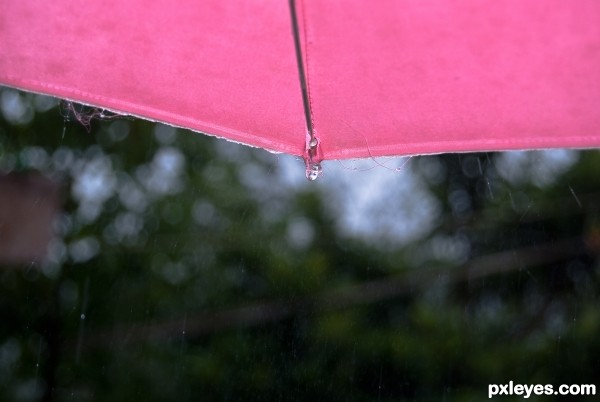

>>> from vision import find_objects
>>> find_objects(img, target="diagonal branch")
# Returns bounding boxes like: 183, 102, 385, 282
80, 237, 588, 349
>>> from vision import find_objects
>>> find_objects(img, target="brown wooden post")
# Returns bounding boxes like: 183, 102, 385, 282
0, 173, 60, 265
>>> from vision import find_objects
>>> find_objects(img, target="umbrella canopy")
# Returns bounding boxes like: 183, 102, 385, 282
2, 0, 600, 178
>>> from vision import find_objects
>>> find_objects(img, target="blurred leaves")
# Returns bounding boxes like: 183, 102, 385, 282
1, 87, 599, 401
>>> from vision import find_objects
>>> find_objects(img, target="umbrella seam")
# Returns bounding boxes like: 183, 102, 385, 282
290, 0, 323, 179
299, 0, 316, 136
299, 0, 324, 169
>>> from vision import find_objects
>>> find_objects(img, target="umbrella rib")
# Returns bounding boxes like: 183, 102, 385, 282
288, 0, 314, 138
289, 0, 323, 180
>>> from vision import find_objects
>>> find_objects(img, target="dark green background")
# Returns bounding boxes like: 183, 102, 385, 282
1, 87, 598, 401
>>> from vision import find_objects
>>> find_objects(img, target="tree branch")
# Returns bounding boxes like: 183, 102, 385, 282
80, 237, 588, 349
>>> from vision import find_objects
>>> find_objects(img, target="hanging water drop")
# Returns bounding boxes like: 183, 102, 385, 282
305, 134, 322, 181
306, 162, 322, 181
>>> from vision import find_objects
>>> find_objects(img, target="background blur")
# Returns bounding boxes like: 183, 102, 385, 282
1, 87, 599, 401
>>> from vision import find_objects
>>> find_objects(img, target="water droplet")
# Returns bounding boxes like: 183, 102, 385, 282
306, 162, 322, 181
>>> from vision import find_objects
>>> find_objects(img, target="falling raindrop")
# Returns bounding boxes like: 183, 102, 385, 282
61, 118, 66, 141
76, 278, 90, 364
568, 185, 582, 208
34, 336, 42, 382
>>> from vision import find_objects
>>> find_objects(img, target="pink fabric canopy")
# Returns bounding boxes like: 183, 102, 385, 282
2, 0, 600, 173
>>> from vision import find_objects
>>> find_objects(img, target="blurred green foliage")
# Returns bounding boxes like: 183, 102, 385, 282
0, 88, 599, 401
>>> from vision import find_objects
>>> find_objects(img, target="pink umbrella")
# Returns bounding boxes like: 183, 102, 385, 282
2, 0, 599, 180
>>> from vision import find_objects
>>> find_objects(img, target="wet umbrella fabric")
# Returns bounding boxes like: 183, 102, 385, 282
1, 0, 599, 175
